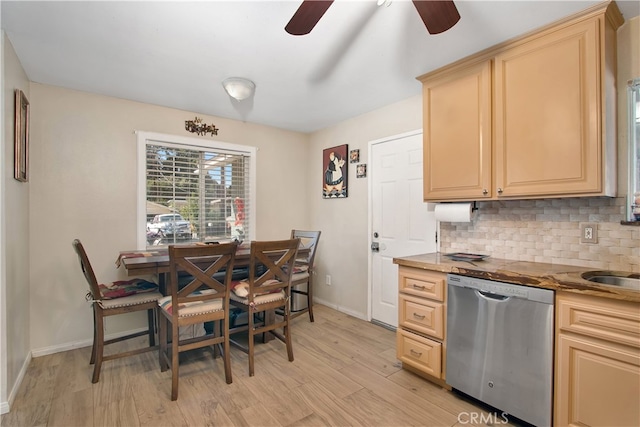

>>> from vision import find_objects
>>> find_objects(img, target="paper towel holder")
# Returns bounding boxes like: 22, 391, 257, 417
472, 201, 478, 212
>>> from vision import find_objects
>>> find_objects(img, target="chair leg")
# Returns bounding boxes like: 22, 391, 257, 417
171, 321, 180, 401
223, 317, 232, 384
307, 279, 314, 322
159, 313, 168, 372
90, 306, 98, 365
248, 309, 255, 377
92, 308, 105, 383
147, 308, 156, 347
284, 307, 294, 362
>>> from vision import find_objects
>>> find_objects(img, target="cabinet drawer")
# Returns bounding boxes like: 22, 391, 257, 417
399, 294, 444, 340
396, 328, 442, 378
557, 292, 640, 349
398, 266, 445, 301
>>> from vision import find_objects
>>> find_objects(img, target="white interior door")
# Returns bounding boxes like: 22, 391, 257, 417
369, 131, 437, 328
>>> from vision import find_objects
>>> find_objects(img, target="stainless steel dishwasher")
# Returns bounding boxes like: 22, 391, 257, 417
446, 274, 554, 427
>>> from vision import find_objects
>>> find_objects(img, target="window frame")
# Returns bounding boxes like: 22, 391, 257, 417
136, 131, 256, 249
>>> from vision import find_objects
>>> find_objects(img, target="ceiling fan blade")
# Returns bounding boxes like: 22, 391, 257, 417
285, 1, 334, 35
412, 0, 460, 35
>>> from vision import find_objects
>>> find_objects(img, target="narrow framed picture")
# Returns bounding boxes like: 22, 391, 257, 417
356, 164, 367, 178
349, 149, 360, 163
323, 144, 348, 198
14, 89, 29, 182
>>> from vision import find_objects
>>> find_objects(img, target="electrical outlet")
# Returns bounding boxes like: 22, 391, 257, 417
580, 223, 598, 244
325, 274, 332, 286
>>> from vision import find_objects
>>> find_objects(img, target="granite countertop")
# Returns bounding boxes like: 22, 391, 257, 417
393, 253, 640, 303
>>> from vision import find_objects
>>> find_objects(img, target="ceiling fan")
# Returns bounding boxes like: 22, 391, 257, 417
285, 0, 460, 36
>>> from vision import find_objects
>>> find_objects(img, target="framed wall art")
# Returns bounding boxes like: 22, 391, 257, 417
14, 89, 30, 182
323, 144, 348, 198
349, 149, 359, 163
356, 164, 367, 178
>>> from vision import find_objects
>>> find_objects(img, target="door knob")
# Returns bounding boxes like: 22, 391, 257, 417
371, 242, 380, 252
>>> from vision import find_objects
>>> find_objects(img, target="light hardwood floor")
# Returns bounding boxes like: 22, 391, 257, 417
1, 305, 518, 427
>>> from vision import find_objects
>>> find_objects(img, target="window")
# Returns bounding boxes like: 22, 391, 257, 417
136, 132, 256, 249
628, 79, 640, 222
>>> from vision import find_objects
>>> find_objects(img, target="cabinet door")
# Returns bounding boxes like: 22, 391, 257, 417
555, 334, 640, 427
494, 18, 601, 197
421, 60, 492, 201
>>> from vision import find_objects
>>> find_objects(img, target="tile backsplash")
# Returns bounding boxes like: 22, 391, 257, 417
440, 197, 639, 273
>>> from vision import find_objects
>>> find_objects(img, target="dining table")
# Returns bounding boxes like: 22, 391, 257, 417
116, 242, 310, 343
116, 242, 309, 286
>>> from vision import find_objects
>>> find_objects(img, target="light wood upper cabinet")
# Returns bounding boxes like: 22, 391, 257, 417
494, 18, 603, 197
422, 60, 492, 201
418, 2, 623, 202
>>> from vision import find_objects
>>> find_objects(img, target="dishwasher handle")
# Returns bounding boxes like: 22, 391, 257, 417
475, 289, 510, 301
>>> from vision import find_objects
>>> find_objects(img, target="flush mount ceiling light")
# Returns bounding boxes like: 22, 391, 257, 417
222, 77, 255, 101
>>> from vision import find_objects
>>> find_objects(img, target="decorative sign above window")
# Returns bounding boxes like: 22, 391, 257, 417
185, 117, 219, 136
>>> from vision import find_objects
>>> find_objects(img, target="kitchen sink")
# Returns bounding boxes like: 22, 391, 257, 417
581, 271, 640, 291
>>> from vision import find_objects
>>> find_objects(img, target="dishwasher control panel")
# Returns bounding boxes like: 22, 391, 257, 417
448, 274, 554, 304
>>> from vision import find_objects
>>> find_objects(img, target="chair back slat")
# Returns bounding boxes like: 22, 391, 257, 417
72, 239, 102, 300
168, 243, 237, 315
248, 239, 299, 297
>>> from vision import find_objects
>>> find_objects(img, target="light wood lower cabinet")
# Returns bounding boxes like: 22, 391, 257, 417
396, 266, 447, 383
555, 292, 640, 427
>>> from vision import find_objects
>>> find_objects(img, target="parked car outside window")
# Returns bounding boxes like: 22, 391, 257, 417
146, 214, 192, 241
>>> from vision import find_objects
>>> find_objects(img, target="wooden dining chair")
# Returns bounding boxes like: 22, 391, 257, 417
229, 239, 299, 376
72, 239, 162, 384
158, 243, 237, 400
289, 229, 321, 322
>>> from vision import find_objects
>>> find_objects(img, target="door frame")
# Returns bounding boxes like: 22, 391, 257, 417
367, 129, 436, 322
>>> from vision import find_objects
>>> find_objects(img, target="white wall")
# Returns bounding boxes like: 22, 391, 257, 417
308, 96, 422, 318
28, 84, 310, 353
1, 33, 31, 412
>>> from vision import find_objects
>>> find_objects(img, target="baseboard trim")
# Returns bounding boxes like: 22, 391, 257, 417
314, 299, 366, 321
1, 350, 32, 414
30, 327, 147, 358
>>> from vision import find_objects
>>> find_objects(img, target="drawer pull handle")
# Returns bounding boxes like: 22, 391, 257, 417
412, 313, 425, 320
412, 284, 426, 290
410, 349, 422, 357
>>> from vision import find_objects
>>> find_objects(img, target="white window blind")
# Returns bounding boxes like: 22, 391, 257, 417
137, 132, 254, 249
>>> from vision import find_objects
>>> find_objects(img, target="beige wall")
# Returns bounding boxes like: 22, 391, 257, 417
309, 96, 422, 317
27, 84, 309, 352
1, 33, 31, 410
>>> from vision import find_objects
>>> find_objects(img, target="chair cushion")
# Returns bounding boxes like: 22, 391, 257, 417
291, 271, 310, 282
99, 279, 159, 300
158, 289, 223, 317
230, 289, 286, 306
100, 291, 163, 309
231, 279, 283, 298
